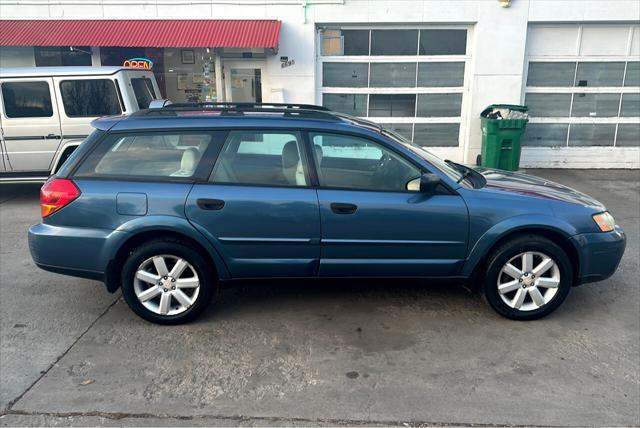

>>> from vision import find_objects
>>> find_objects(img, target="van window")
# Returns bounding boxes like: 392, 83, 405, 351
131, 77, 156, 109
60, 79, 122, 117
1, 81, 53, 118
74, 132, 214, 179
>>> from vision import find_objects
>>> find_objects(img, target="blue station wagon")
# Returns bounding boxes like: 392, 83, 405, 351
28, 103, 626, 324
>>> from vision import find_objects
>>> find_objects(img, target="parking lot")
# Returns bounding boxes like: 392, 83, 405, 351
1, 169, 638, 427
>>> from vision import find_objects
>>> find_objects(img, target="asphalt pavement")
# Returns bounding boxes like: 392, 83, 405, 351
1, 169, 638, 427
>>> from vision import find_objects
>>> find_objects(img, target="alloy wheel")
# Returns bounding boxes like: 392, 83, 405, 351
133, 254, 200, 316
497, 251, 560, 312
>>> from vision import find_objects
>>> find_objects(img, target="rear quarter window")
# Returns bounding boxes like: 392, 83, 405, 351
60, 79, 122, 117
74, 131, 222, 180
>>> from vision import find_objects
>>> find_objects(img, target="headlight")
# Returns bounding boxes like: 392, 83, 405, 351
592, 211, 615, 232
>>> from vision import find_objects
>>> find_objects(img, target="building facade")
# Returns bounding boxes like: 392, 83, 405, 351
1, 0, 639, 168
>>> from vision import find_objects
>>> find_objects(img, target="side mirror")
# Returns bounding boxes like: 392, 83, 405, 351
406, 172, 441, 194
420, 172, 441, 194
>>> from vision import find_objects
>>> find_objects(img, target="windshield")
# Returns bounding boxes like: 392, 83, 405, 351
381, 128, 467, 184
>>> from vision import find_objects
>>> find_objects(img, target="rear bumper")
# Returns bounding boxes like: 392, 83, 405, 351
28, 223, 126, 282
570, 225, 626, 285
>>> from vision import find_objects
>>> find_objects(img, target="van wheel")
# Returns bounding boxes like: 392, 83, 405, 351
483, 235, 572, 320
121, 239, 215, 325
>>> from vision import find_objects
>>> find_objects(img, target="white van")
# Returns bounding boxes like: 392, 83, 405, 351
0, 66, 161, 182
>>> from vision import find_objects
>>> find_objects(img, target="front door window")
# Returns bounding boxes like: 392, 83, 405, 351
310, 132, 421, 192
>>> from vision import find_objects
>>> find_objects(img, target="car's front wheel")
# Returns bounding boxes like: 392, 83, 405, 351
483, 235, 572, 320
121, 239, 215, 324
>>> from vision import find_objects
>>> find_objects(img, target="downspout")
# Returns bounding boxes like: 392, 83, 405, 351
302, 0, 344, 23
302, 0, 307, 24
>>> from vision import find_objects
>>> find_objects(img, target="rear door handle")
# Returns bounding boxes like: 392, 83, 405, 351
197, 198, 225, 211
45, 134, 61, 139
330, 202, 358, 214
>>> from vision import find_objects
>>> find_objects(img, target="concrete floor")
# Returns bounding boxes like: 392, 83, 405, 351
1, 170, 638, 427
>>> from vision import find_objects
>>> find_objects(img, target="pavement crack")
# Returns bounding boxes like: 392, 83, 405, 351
0, 409, 571, 427
4, 295, 121, 411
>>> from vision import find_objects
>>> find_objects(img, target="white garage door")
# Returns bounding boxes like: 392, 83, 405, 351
317, 26, 472, 160
522, 24, 640, 169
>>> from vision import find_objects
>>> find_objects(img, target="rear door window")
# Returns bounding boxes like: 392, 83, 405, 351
131, 77, 157, 109
59, 79, 122, 117
1, 81, 53, 118
75, 132, 219, 179
210, 131, 309, 187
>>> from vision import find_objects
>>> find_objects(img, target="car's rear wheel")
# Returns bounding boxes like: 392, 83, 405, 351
121, 239, 215, 324
483, 235, 572, 320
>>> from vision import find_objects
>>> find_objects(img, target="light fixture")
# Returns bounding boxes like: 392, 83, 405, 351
498, 0, 511, 7
69, 46, 92, 55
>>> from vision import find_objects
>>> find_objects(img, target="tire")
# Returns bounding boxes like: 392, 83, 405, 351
483, 234, 572, 320
121, 238, 216, 325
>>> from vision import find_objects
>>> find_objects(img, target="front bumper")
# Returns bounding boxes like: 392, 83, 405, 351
28, 223, 126, 282
570, 225, 626, 285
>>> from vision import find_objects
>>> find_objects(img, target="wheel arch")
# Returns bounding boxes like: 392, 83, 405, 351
464, 222, 580, 292
105, 226, 230, 293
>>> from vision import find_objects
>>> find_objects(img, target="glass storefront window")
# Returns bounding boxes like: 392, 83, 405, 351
100, 47, 217, 104
35, 46, 92, 66
371, 30, 419, 56
323, 63, 368, 87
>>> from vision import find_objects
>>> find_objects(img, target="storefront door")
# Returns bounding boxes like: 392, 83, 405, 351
223, 61, 265, 103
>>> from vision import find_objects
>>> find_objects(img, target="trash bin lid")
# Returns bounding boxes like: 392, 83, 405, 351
481, 104, 528, 117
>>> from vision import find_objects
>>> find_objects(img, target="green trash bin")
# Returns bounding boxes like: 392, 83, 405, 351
480, 104, 528, 171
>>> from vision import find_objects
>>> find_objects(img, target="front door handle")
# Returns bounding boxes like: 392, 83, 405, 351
45, 134, 61, 139
197, 198, 225, 211
330, 202, 358, 214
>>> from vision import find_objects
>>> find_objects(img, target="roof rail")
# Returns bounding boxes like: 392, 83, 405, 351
157, 102, 331, 112
135, 102, 339, 120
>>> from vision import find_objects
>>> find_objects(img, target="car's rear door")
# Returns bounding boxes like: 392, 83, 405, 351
0, 77, 62, 172
185, 129, 321, 278
309, 131, 469, 277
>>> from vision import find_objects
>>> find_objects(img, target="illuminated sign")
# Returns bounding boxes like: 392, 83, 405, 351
123, 57, 154, 69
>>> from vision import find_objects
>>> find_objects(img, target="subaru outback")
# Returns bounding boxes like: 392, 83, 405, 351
28, 103, 626, 324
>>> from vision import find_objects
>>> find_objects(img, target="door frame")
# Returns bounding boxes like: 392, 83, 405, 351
222, 60, 267, 103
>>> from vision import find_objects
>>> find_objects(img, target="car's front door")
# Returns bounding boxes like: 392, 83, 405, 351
0, 77, 62, 172
309, 132, 469, 277
185, 129, 321, 278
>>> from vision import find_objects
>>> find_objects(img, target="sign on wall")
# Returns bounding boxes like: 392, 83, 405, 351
123, 57, 154, 69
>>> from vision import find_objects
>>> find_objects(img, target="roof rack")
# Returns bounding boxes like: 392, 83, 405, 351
160, 102, 331, 112
133, 102, 386, 133
134, 102, 338, 120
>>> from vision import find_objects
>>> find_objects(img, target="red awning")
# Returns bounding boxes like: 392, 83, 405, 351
0, 19, 281, 49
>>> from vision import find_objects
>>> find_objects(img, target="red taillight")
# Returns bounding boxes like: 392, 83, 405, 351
40, 178, 81, 218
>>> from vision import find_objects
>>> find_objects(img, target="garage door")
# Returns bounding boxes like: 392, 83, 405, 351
317, 26, 471, 160
522, 24, 640, 168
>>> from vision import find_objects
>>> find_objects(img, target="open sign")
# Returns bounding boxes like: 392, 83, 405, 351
123, 57, 154, 69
